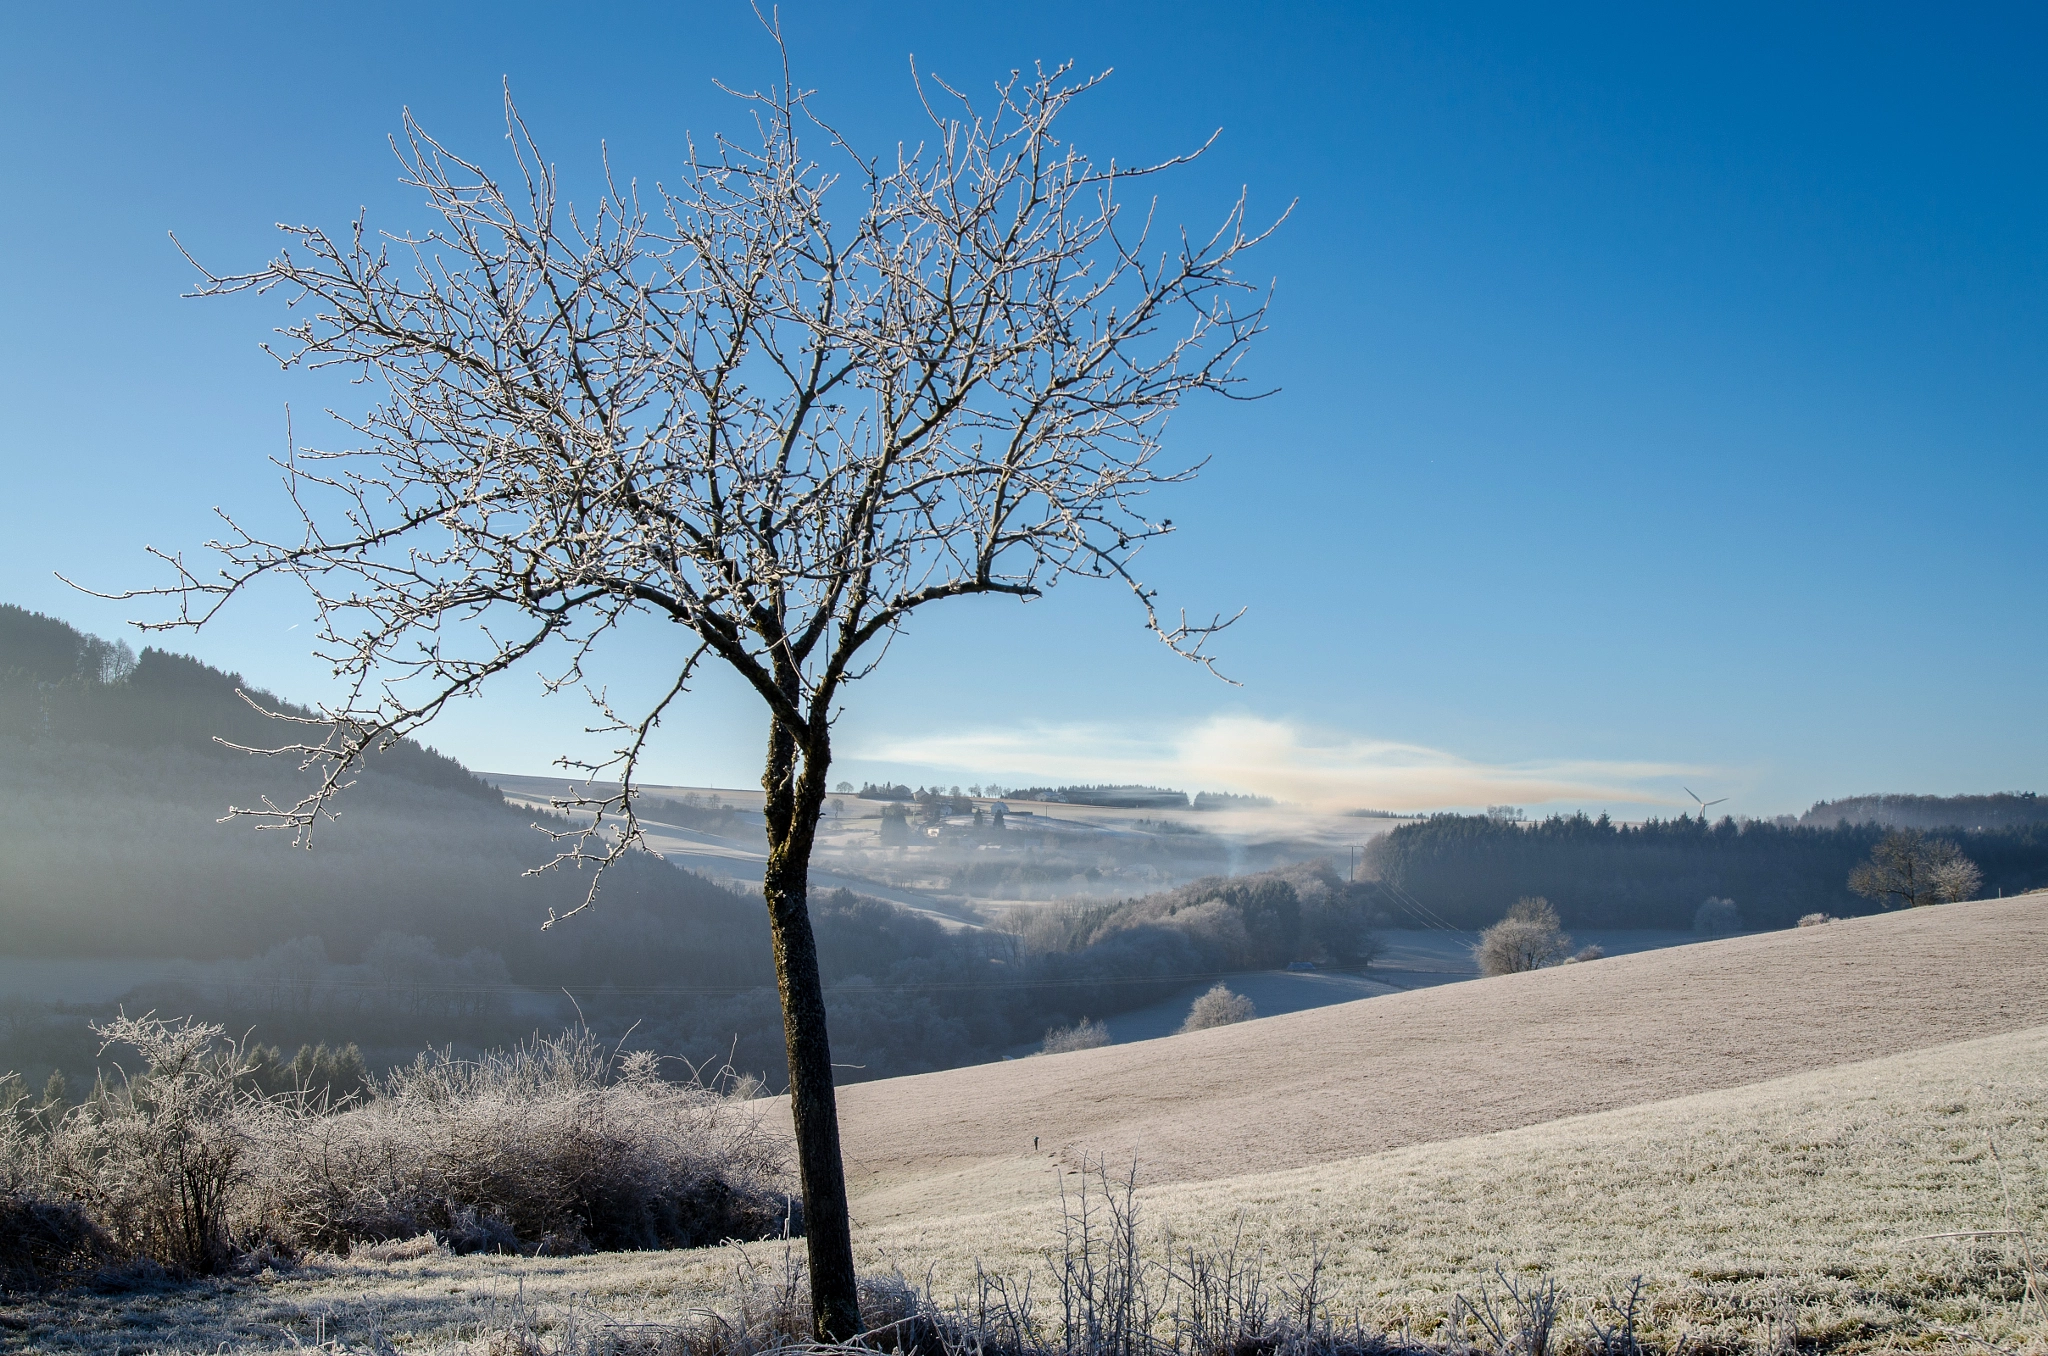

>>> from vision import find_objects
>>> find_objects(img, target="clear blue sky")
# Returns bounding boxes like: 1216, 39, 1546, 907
3, 2, 2041, 818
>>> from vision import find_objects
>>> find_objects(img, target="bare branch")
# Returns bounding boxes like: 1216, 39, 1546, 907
117, 49, 1280, 895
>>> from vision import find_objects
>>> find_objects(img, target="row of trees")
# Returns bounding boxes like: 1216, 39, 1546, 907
1004, 785, 1192, 809
1366, 812, 2043, 929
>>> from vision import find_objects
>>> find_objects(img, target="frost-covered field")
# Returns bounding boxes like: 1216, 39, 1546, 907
866, 1026, 2048, 1354
6, 1026, 2043, 1354
8, 897, 2045, 1353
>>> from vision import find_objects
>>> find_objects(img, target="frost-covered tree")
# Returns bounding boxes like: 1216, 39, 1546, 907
99, 29, 1277, 1338
1850, 829, 1981, 909
1692, 896, 1742, 937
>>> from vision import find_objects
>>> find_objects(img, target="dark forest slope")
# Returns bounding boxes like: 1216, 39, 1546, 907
0, 605, 771, 987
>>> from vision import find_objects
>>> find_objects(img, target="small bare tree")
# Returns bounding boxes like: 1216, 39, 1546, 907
92, 34, 1279, 1339
1928, 853, 1984, 904
1849, 828, 1982, 910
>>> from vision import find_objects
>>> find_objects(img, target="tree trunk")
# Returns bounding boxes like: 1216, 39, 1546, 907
760, 717, 861, 1342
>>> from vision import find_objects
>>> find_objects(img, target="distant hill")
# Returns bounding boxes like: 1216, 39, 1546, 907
1799, 791, 2048, 831
0, 604, 767, 987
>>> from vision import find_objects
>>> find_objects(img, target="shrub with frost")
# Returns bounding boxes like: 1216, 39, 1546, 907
1475, 897, 1571, 976
1178, 984, 1255, 1033
1, 1017, 792, 1272
1693, 896, 1742, 937
1040, 1018, 1110, 1055
33, 1014, 255, 1274
245, 1027, 790, 1254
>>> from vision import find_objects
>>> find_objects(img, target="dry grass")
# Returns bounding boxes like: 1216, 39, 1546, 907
244, 1029, 791, 1255
0, 1020, 792, 1305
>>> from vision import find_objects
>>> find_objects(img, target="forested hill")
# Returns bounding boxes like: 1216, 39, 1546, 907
1366, 812, 2048, 931
0, 604, 497, 802
1799, 792, 2048, 831
0, 604, 768, 987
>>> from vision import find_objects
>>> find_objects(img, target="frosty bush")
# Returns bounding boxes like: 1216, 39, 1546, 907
34, 1015, 256, 1273
246, 1027, 791, 1254
1041, 1018, 1111, 1055
0, 1018, 792, 1275
1797, 912, 1834, 927
1475, 898, 1571, 976
0, 1075, 120, 1292
1178, 984, 1255, 1033
1693, 897, 1742, 937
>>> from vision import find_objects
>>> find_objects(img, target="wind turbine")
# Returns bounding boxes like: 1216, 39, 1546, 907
1685, 787, 1728, 822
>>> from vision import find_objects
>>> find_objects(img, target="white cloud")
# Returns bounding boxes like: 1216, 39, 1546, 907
852, 713, 1708, 811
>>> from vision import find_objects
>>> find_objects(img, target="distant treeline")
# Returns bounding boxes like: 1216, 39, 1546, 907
851, 782, 1272, 811
1799, 792, 2048, 832
1006, 784, 1191, 809
600, 863, 1376, 1085
639, 793, 755, 837
1366, 812, 2048, 930
1191, 791, 1277, 810
0, 864, 1370, 1098
1013, 861, 1380, 968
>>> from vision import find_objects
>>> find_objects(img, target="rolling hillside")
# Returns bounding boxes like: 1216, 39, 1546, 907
822, 892, 2048, 1227
851, 1025, 2048, 1352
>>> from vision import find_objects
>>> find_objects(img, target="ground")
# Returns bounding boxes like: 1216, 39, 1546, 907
5, 894, 2045, 1353
825, 894, 2048, 1226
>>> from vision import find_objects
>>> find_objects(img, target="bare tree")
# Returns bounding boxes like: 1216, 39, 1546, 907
92, 34, 1279, 1339
1850, 828, 1982, 909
